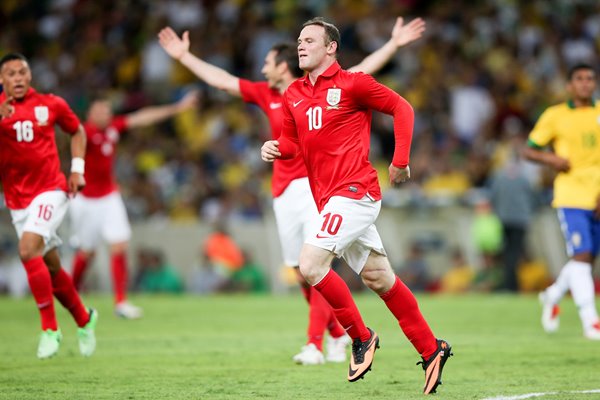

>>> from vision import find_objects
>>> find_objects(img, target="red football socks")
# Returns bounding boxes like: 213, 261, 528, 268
111, 252, 128, 304
51, 268, 90, 327
300, 284, 311, 302
327, 311, 346, 339
23, 257, 57, 331
380, 276, 437, 358
71, 251, 88, 290
306, 287, 330, 350
313, 269, 370, 341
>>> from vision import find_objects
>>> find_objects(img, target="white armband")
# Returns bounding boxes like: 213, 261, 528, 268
71, 157, 85, 174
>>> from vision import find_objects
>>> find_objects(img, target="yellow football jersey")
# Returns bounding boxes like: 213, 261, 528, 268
528, 100, 600, 209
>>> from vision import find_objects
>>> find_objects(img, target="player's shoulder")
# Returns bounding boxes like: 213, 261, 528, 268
540, 102, 570, 117
336, 68, 375, 89
34, 91, 69, 107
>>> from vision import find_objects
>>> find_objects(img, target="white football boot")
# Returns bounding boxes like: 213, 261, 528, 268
292, 343, 325, 365
326, 334, 351, 362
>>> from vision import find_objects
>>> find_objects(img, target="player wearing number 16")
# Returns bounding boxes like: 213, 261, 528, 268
261, 19, 451, 394
0, 53, 98, 359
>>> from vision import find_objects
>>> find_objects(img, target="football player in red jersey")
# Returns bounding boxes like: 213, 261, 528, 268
69, 91, 198, 319
261, 18, 451, 394
0, 53, 97, 359
159, 16, 426, 365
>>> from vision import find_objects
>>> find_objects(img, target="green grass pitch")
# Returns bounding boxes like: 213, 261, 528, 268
1, 293, 599, 399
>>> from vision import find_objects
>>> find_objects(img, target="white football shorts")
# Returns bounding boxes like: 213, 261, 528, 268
272, 177, 319, 267
10, 190, 69, 255
304, 194, 386, 274
69, 191, 131, 250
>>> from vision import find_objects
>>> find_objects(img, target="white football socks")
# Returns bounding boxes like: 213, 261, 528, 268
544, 260, 574, 305
567, 260, 599, 330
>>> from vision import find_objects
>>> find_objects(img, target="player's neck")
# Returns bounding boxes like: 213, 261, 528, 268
572, 97, 594, 107
307, 59, 336, 85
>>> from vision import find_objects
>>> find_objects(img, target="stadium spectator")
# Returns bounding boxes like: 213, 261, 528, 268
69, 91, 198, 319
158, 15, 426, 366
133, 247, 184, 293
223, 251, 269, 294
489, 135, 538, 292
0, 53, 97, 358
439, 248, 475, 294
524, 63, 600, 340
395, 241, 432, 292
261, 18, 451, 394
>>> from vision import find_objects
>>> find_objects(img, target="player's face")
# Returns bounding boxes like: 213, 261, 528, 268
297, 25, 332, 72
0, 59, 32, 100
568, 69, 596, 101
261, 50, 282, 89
87, 100, 113, 129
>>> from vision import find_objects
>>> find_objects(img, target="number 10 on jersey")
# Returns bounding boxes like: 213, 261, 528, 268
306, 107, 322, 131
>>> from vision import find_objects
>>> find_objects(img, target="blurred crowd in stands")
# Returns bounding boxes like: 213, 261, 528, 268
1, 0, 600, 294
2, 0, 599, 224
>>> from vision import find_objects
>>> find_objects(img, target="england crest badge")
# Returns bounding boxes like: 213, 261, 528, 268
34, 106, 49, 126
326, 88, 341, 108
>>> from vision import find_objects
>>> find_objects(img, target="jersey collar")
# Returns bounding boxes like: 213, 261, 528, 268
320, 61, 341, 78
300, 61, 341, 85
567, 98, 596, 108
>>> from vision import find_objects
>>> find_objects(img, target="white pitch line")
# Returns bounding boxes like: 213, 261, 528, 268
482, 389, 600, 400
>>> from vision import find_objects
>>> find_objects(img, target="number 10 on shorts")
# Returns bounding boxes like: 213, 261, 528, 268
321, 212, 342, 235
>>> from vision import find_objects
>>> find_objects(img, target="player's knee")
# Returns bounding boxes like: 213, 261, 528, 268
361, 269, 391, 294
299, 263, 326, 285
18, 241, 43, 261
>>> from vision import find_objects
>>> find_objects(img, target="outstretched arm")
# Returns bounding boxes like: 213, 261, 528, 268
125, 90, 199, 129
158, 26, 241, 96
348, 17, 426, 75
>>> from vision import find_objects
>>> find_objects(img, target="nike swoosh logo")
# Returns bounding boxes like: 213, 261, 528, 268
269, 102, 282, 109
37, 301, 52, 309
348, 334, 376, 373
293, 100, 303, 107
316, 233, 330, 239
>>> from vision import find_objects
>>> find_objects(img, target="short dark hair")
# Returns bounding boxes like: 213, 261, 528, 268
270, 42, 303, 78
0, 53, 28, 70
567, 63, 595, 80
302, 17, 341, 53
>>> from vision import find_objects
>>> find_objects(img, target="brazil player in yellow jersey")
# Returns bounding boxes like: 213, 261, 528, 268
524, 63, 600, 340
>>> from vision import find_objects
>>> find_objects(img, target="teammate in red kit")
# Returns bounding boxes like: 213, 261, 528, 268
69, 91, 198, 319
0, 53, 97, 359
261, 18, 451, 394
159, 16, 426, 365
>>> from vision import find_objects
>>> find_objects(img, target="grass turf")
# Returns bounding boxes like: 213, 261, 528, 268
0, 292, 599, 400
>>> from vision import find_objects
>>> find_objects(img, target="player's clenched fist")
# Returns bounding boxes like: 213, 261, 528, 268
388, 164, 410, 187
0, 96, 14, 119
68, 173, 86, 196
261, 140, 281, 162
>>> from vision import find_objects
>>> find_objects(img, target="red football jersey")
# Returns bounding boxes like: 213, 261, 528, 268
0, 88, 80, 209
278, 62, 414, 212
81, 116, 127, 197
239, 79, 308, 198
